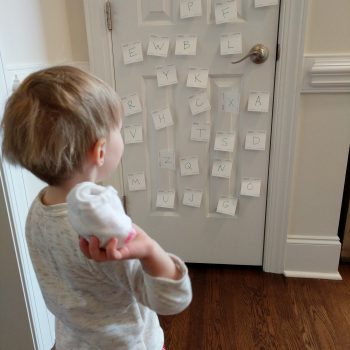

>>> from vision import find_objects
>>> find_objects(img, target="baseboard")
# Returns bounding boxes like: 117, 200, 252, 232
284, 235, 342, 280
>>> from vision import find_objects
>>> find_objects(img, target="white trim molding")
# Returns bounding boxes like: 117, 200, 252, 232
302, 55, 350, 93
263, 0, 309, 273
284, 235, 342, 280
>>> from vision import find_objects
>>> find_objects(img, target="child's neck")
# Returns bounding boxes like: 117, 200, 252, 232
42, 172, 97, 206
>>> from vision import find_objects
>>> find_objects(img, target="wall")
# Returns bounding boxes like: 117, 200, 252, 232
285, 0, 350, 277
0, 1, 88, 349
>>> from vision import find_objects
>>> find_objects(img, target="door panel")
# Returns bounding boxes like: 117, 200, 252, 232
111, 0, 279, 264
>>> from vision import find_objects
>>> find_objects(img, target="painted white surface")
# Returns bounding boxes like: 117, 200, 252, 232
110, 0, 279, 265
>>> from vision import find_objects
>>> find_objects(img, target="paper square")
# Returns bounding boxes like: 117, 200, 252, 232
147, 35, 170, 57
220, 33, 242, 55
175, 35, 197, 55
186, 67, 209, 89
156, 65, 178, 87
180, 0, 202, 18
240, 178, 262, 197
212, 160, 233, 178
218, 89, 240, 113
180, 156, 200, 176
214, 132, 235, 152
216, 197, 238, 216
159, 150, 175, 170
188, 93, 211, 115
121, 93, 142, 116
123, 125, 143, 144
156, 190, 176, 209
183, 189, 203, 208
255, 0, 279, 7
215, 1, 238, 24
245, 131, 267, 151
152, 107, 174, 130
122, 41, 143, 65
248, 91, 270, 112
191, 122, 211, 142
127, 172, 146, 191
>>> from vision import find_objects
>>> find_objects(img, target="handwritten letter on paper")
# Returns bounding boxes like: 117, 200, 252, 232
189, 93, 211, 115
215, 0, 238, 24
159, 150, 175, 170
121, 93, 142, 116
187, 67, 209, 89
245, 131, 267, 151
127, 172, 146, 191
216, 197, 238, 216
218, 89, 240, 113
183, 189, 203, 208
156, 190, 176, 209
122, 41, 143, 65
191, 122, 211, 142
212, 160, 233, 179
123, 125, 143, 144
240, 178, 262, 197
152, 107, 174, 130
147, 35, 170, 57
248, 92, 270, 112
220, 33, 242, 55
180, 156, 200, 176
175, 35, 197, 55
214, 132, 235, 152
180, 0, 202, 18
156, 65, 178, 87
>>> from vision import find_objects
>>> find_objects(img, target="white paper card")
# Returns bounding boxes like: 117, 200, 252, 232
183, 189, 203, 208
217, 197, 237, 216
245, 131, 267, 151
255, 0, 279, 7
180, 0, 202, 18
124, 125, 143, 144
156, 190, 176, 209
218, 90, 240, 113
248, 91, 270, 112
159, 149, 175, 169
152, 107, 174, 130
180, 156, 199, 176
212, 160, 233, 178
220, 33, 242, 55
122, 41, 143, 65
121, 93, 142, 116
187, 67, 209, 89
127, 172, 146, 191
214, 132, 235, 152
156, 65, 178, 87
240, 178, 262, 197
175, 35, 197, 55
191, 122, 211, 142
147, 35, 170, 57
188, 93, 211, 115
215, 1, 238, 24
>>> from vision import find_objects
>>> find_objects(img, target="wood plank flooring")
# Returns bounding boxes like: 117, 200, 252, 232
159, 263, 350, 350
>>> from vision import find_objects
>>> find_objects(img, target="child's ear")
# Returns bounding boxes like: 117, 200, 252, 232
91, 138, 106, 167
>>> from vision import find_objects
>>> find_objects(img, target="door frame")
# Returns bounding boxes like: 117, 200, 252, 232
83, 0, 309, 273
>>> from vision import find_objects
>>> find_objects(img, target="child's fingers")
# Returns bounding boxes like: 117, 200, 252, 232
106, 238, 122, 260
89, 236, 106, 261
79, 237, 91, 259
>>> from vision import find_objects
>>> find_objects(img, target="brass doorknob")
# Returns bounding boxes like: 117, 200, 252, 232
231, 44, 269, 64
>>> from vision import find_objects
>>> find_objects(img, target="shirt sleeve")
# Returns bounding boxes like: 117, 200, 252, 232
132, 254, 192, 315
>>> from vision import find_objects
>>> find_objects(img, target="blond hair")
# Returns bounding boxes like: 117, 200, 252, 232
1, 65, 122, 185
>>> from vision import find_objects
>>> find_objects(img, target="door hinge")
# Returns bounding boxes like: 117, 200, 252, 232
105, 1, 112, 31
122, 195, 128, 214
276, 43, 280, 61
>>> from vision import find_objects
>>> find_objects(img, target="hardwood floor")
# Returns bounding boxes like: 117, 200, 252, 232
159, 263, 350, 350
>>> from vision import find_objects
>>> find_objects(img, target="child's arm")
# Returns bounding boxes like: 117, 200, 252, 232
79, 224, 182, 280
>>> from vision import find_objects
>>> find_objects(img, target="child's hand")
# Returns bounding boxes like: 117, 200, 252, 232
79, 224, 156, 262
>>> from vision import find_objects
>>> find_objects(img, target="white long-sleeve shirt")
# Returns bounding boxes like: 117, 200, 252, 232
25, 190, 192, 350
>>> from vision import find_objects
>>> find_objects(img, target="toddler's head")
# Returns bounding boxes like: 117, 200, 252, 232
1, 66, 122, 185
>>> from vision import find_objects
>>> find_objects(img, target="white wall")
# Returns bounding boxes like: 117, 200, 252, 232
285, 0, 350, 277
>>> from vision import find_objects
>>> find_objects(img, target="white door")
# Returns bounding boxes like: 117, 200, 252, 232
111, 0, 279, 265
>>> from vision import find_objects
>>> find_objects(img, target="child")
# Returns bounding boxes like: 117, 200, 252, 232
1, 66, 192, 350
